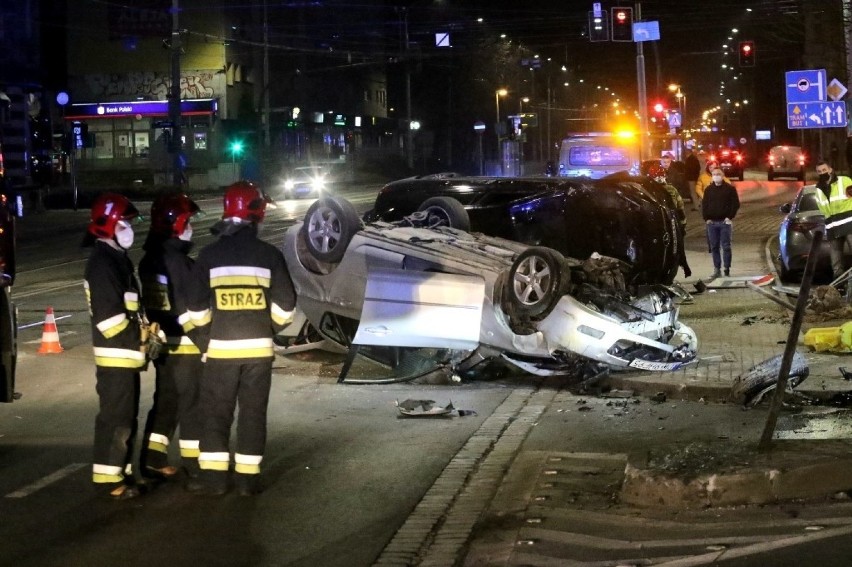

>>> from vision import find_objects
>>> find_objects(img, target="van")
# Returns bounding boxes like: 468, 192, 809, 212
558, 132, 641, 180
768, 145, 806, 181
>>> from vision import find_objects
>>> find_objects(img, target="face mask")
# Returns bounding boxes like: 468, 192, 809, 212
818, 172, 831, 184
712, 175, 723, 183
115, 222, 134, 249
179, 224, 193, 242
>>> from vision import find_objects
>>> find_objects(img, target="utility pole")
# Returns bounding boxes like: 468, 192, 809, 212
263, 0, 270, 147
168, 0, 183, 186
404, 9, 414, 170
635, 1, 649, 160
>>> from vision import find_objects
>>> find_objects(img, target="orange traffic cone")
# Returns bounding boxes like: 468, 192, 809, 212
38, 307, 63, 354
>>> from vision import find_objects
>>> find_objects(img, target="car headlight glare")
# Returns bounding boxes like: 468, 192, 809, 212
284, 180, 295, 190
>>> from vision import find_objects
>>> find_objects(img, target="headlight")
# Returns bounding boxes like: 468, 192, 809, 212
312, 177, 326, 189
284, 180, 295, 190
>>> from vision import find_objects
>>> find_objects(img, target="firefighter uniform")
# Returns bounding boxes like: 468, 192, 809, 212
139, 236, 204, 478
84, 240, 146, 493
189, 214, 295, 494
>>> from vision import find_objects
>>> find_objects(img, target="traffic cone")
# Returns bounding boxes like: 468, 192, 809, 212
38, 307, 63, 354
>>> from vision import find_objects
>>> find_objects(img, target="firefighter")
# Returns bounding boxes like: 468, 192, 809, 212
138, 193, 204, 481
187, 181, 296, 496
82, 192, 145, 500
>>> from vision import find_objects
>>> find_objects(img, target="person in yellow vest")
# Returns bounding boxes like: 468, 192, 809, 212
814, 160, 852, 281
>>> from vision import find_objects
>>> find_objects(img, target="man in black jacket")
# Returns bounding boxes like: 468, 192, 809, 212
684, 148, 702, 209
701, 167, 740, 279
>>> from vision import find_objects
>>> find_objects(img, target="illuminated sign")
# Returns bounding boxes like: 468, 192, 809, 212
64, 99, 218, 120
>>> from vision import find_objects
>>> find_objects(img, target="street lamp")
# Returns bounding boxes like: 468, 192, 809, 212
519, 96, 529, 114
495, 88, 508, 173
668, 83, 686, 158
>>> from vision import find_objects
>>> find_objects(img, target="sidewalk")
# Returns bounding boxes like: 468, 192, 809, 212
531, 203, 852, 510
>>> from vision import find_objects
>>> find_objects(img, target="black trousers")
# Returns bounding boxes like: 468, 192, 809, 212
93, 367, 140, 485
198, 359, 272, 477
142, 353, 204, 470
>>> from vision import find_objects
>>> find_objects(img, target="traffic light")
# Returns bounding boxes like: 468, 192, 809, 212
739, 41, 755, 67
611, 7, 633, 42
588, 11, 609, 42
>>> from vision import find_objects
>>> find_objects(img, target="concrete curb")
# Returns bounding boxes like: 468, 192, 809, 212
621, 441, 852, 509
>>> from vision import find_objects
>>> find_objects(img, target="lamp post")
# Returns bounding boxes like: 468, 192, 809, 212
495, 88, 508, 173
668, 83, 686, 159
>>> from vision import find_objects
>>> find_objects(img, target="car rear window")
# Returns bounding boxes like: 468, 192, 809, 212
569, 145, 630, 167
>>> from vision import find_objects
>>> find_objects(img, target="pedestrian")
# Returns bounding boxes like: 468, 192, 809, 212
684, 148, 702, 210
648, 163, 691, 278
187, 181, 296, 496
701, 167, 740, 279
695, 161, 731, 203
82, 192, 146, 500
661, 151, 690, 207
813, 160, 852, 283
138, 193, 204, 482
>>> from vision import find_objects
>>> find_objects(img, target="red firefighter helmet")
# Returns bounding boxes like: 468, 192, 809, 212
150, 193, 200, 238
647, 162, 667, 181
223, 181, 269, 223
87, 192, 139, 239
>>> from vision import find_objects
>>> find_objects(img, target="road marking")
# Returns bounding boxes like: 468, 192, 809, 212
5, 463, 88, 498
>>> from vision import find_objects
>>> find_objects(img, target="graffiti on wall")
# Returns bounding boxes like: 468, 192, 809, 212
85, 70, 221, 101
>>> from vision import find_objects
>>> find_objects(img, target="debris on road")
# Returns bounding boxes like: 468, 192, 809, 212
803, 322, 852, 353
395, 399, 476, 418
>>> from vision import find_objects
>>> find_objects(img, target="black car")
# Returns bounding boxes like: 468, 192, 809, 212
364, 174, 681, 286
0, 180, 17, 403
709, 148, 745, 181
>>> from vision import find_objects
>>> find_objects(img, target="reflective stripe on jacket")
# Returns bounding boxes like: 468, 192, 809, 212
814, 176, 852, 238
84, 241, 146, 370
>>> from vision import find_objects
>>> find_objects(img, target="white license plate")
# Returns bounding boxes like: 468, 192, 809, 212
629, 359, 682, 371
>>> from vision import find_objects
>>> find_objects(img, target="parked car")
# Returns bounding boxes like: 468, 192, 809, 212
279, 196, 698, 381
0, 181, 17, 403
709, 148, 744, 181
768, 145, 806, 181
278, 165, 329, 199
777, 185, 835, 282
364, 174, 681, 287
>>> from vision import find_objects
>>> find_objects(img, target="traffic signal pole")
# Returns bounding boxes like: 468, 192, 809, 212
635, 2, 649, 160
169, 0, 183, 187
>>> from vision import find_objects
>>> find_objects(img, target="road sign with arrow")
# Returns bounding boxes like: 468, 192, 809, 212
787, 101, 847, 129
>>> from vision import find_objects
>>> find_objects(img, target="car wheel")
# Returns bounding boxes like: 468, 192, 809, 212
508, 247, 569, 319
798, 169, 805, 182
767, 169, 774, 181
731, 352, 809, 407
300, 196, 361, 263
0, 288, 16, 403
415, 197, 471, 231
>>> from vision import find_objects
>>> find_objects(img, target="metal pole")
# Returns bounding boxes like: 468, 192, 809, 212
169, 0, 183, 186
404, 10, 413, 170
478, 134, 483, 175
263, 0, 270, 147
759, 230, 824, 450
635, 1, 648, 161
495, 91, 501, 173
547, 76, 552, 162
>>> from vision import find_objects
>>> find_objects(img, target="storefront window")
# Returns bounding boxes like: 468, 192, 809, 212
134, 132, 150, 157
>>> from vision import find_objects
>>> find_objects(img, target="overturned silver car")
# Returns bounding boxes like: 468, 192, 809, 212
279, 196, 698, 380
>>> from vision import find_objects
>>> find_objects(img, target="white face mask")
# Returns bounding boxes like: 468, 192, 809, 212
179, 224, 193, 242
712, 175, 723, 183
115, 221, 134, 249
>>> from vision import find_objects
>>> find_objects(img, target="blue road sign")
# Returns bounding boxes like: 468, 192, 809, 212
787, 101, 847, 129
632, 21, 660, 42
785, 69, 827, 104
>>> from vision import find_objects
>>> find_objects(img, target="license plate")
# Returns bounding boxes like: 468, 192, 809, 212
721, 162, 733, 168
629, 359, 682, 371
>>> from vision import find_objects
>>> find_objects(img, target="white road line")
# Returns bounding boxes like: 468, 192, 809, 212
5, 463, 88, 498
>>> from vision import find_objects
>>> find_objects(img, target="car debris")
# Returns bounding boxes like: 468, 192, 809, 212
395, 399, 476, 418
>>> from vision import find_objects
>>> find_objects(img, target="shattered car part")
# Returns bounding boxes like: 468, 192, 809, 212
280, 196, 698, 380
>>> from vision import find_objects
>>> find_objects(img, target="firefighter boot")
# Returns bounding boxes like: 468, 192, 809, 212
185, 470, 228, 496
234, 473, 263, 496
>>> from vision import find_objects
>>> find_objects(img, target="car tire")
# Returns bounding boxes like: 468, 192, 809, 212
730, 352, 809, 407
508, 247, 569, 319
798, 169, 805, 182
0, 287, 17, 403
415, 197, 471, 231
768, 169, 774, 181
300, 196, 361, 264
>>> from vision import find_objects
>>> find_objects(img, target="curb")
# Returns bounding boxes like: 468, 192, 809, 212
620, 441, 852, 509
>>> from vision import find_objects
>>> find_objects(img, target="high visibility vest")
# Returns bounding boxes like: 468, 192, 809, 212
814, 176, 852, 238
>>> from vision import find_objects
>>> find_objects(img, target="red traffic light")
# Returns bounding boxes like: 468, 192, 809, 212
741, 43, 752, 54
653, 103, 665, 113
739, 41, 755, 66
614, 10, 628, 22
611, 7, 633, 41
